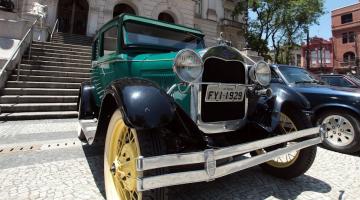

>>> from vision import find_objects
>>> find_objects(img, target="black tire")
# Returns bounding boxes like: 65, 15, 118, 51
104, 109, 168, 200
252, 110, 317, 179
317, 110, 360, 154
77, 127, 86, 142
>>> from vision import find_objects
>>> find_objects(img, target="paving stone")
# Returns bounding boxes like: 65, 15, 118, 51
0, 119, 360, 199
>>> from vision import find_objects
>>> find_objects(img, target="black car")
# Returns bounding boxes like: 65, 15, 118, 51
271, 64, 360, 153
319, 74, 360, 88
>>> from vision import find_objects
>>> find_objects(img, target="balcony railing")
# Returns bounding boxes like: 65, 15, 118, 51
220, 19, 245, 29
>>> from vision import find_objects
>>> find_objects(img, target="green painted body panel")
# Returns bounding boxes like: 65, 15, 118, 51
90, 14, 205, 114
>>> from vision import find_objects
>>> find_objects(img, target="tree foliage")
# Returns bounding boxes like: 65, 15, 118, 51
234, 0, 324, 63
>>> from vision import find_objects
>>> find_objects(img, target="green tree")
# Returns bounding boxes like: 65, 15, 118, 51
234, 0, 324, 63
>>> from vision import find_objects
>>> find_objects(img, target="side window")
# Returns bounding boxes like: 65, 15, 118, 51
92, 39, 99, 60
102, 26, 118, 56
324, 77, 353, 87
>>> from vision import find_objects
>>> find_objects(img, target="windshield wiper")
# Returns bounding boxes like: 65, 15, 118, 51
294, 80, 314, 84
294, 80, 325, 85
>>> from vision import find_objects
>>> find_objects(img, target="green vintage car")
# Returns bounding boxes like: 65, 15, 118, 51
77, 14, 325, 200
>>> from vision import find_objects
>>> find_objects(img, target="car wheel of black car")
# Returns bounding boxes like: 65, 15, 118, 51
77, 96, 87, 142
77, 126, 86, 142
104, 109, 168, 200
317, 110, 360, 154
251, 111, 317, 179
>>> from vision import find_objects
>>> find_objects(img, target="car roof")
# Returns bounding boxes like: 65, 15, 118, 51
99, 13, 204, 36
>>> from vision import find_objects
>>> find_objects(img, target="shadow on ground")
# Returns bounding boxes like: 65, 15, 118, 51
82, 144, 332, 200
82, 144, 106, 199
168, 167, 332, 200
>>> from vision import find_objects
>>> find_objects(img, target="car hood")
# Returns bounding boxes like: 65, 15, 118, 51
292, 83, 360, 97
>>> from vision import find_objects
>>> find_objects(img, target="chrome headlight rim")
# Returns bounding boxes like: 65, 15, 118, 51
250, 61, 271, 86
173, 49, 204, 83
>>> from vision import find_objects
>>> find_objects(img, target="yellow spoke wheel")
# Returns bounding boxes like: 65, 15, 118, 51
256, 112, 300, 168
104, 110, 142, 200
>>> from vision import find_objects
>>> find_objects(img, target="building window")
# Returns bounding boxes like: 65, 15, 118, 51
341, 13, 353, 24
342, 32, 355, 43
296, 54, 301, 66
349, 32, 355, 42
325, 50, 331, 64
113, 3, 136, 18
195, 0, 202, 17
311, 50, 317, 64
158, 12, 175, 23
343, 52, 355, 63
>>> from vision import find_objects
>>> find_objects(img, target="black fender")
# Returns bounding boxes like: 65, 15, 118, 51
269, 83, 312, 129
92, 78, 206, 151
248, 83, 312, 132
313, 103, 360, 119
94, 78, 176, 139
78, 81, 98, 120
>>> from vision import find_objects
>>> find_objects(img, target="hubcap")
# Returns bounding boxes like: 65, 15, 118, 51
256, 113, 300, 168
322, 115, 355, 147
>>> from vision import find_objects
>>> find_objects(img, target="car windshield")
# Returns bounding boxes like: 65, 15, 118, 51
278, 66, 320, 84
123, 21, 205, 50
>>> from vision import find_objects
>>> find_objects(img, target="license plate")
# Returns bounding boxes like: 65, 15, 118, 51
205, 84, 245, 102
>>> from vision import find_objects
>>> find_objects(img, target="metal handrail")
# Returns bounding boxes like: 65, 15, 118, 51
0, 18, 38, 82
49, 18, 59, 41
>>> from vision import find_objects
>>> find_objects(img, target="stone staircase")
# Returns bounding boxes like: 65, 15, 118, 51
0, 32, 93, 120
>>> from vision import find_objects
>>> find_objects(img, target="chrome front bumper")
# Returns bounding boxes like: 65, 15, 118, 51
136, 126, 325, 191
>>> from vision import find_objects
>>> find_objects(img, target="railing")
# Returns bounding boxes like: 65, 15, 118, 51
49, 18, 59, 42
0, 18, 38, 82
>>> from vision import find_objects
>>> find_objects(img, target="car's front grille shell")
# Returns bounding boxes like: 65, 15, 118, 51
200, 57, 246, 122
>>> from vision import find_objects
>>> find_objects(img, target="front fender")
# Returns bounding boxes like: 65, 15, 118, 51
103, 78, 176, 130
270, 84, 311, 129
249, 83, 311, 132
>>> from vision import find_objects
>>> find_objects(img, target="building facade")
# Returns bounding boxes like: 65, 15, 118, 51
301, 37, 334, 73
13, 0, 246, 49
332, 2, 360, 73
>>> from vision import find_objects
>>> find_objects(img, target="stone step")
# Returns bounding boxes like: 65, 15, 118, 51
6, 81, 80, 89
20, 64, 90, 73
33, 41, 92, 49
30, 47, 92, 57
2, 88, 79, 96
22, 60, 91, 68
31, 43, 92, 53
52, 35, 93, 40
27, 55, 91, 64
15, 69, 90, 78
0, 95, 78, 103
53, 32, 93, 39
0, 103, 77, 112
51, 39, 93, 44
28, 50, 91, 60
0, 111, 78, 121
51, 36, 93, 42
51, 42, 92, 47
9, 75, 88, 83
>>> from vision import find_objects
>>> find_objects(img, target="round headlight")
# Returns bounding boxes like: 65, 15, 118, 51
250, 61, 271, 86
173, 49, 203, 83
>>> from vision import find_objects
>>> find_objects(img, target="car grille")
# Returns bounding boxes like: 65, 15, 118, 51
200, 57, 246, 122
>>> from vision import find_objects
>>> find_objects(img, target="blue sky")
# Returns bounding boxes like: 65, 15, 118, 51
309, 0, 359, 39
